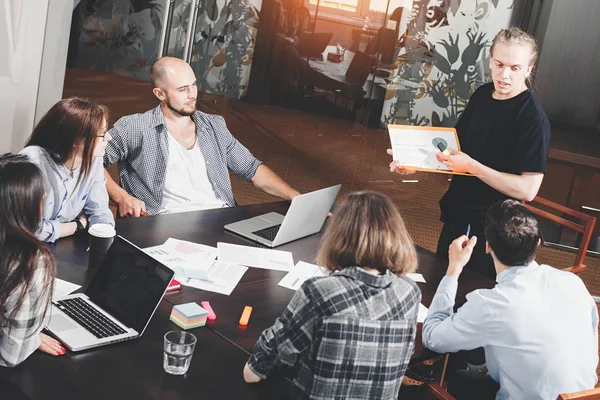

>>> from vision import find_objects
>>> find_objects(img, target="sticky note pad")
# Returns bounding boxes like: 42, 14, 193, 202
170, 302, 209, 330
239, 306, 252, 326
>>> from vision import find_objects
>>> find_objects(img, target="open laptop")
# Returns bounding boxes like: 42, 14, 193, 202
225, 185, 341, 247
46, 236, 174, 352
298, 32, 334, 58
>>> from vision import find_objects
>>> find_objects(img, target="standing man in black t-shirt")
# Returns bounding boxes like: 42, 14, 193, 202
389, 28, 550, 280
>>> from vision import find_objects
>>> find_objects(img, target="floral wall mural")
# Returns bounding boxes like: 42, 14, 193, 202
166, 0, 260, 98
72, 0, 261, 98
381, 0, 514, 127
74, 0, 165, 80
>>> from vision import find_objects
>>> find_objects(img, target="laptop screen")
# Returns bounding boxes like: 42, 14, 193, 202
85, 236, 174, 333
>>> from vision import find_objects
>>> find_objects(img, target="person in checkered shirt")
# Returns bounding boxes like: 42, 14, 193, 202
243, 191, 422, 399
103, 56, 300, 217
0, 154, 66, 367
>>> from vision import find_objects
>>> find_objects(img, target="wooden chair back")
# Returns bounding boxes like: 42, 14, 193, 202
525, 196, 597, 275
426, 382, 457, 400
557, 387, 600, 399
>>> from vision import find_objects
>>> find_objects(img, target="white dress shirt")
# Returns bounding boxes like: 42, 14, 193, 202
423, 261, 598, 400
158, 132, 227, 214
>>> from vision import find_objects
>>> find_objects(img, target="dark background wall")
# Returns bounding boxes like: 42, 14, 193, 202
533, 0, 600, 130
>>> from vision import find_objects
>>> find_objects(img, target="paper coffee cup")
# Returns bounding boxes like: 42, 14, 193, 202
88, 223, 116, 238
88, 224, 116, 269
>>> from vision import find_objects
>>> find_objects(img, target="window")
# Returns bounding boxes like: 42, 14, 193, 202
308, 0, 412, 18
309, 0, 359, 13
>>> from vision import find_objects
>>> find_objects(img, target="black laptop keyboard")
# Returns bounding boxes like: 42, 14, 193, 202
252, 224, 282, 241
56, 298, 127, 339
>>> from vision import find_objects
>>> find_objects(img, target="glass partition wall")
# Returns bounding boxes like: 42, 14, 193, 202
68, 0, 516, 127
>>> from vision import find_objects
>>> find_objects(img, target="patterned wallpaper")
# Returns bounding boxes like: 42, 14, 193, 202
381, 0, 514, 127
73, 0, 260, 98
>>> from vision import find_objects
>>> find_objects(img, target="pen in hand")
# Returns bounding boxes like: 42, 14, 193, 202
463, 224, 471, 248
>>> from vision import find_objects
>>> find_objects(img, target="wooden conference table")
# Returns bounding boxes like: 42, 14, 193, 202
0, 202, 494, 400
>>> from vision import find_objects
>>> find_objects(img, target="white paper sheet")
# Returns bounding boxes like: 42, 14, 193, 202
217, 242, 294, 272
145, 238, 218, 280
278, 261, 328, 290
179, 261, 248, 295
53, 278, 81, 301
388, 125, 460, 172
418, 303, 429, 323
406, 273, 426, 283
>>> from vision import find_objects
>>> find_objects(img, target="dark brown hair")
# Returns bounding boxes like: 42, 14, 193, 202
316, 191, 417, 275
0, 154, 56, 334
485, 199, 541, 266
25, 97, 108, 189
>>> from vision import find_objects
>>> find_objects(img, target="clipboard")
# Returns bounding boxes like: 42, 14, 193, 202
387, 124, 473, 176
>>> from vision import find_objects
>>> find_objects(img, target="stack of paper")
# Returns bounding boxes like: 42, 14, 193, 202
145, 238, 247, 296
145, 238, 218, 280
407, 273, 426, 283
217, 242, 294, 271
278, 261, 327, 290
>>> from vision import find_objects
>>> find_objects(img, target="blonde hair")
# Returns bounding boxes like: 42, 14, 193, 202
316, 191, 418, 276
490, 27, 539, 66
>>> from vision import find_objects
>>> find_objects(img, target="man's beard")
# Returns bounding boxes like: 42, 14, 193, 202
166, 99, 195, 117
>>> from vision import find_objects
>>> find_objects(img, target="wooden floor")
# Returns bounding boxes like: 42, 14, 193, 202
63, 67, 600, 381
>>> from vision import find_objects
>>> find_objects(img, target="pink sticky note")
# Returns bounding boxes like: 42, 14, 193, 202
201, 301, 216, 321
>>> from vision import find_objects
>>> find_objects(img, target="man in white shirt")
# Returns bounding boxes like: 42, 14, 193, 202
104, 56, 300, 216
423, 199, 598, 400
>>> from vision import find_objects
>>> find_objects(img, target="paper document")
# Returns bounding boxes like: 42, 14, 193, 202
388, 125, 471, 175
406, 273, 426, 283
418, 303, 429, 323
179, 261, 248, 296
53, 278, 81, 301
144, 238, 218, 280
218, 242, 294, 271
278, 261, 328, 290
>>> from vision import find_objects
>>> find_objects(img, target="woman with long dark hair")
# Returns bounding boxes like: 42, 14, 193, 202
0, 154, 65, 367
21, 97, 115, 243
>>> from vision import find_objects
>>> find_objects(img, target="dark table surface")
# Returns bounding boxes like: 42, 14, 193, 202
0, 202, 494, 400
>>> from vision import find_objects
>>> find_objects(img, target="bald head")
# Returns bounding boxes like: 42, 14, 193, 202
150, 57, 193, 90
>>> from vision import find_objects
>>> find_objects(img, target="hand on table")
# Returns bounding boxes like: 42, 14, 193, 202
117, 194, 147, 218
387, 149, 416, 175
446, 235, 477, 278
39, 333, 66, 356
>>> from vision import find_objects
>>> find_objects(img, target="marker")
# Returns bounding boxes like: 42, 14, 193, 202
239, 306, 253, 326
201, 301, 216, 321
436, 142, 452, 156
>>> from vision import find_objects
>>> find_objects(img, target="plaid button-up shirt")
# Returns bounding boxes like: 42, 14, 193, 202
1, 262, 50, 367
248, 266, 421, 400
104, 106, 262, 215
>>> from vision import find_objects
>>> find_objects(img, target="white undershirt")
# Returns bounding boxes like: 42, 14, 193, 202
158, 132, 227, 214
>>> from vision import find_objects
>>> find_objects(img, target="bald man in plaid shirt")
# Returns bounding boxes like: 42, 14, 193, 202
104, 57, 299, 217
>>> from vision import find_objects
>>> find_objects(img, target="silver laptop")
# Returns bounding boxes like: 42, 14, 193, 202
225, 185, 341, 247
46, 236, 174, 352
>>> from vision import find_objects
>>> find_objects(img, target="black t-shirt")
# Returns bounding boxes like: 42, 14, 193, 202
439, 83, 550, 225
